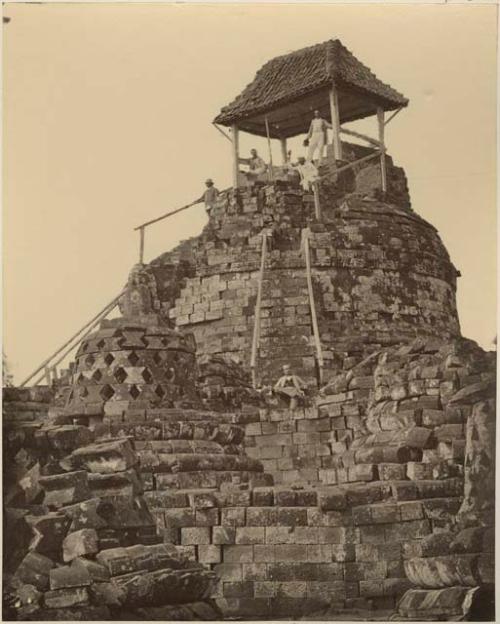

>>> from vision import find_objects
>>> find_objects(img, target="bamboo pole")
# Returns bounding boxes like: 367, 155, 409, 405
31, 298, 121, 386
231, 124, 240, 188
250, 233, 267, 388
280, 138, 288, 164
339, 127, 381, 147
20, 292, 124, 387
332, 149, 382, 176
377, 108, 387, 192
264, 116, 274, 182
329, 83, 342, 161
313, 182, 321, 221
139, 227, 145, 264
303, 230, 324, 385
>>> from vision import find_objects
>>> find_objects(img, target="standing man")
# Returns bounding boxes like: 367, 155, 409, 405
239, 148, 267, 185
197, 178, 219, 214
305, 110, 332, 163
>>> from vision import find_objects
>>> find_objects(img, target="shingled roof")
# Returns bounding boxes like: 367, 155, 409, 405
214, 39, 408, 139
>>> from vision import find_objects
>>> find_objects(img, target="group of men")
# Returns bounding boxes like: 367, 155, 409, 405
198, 110, 331, 213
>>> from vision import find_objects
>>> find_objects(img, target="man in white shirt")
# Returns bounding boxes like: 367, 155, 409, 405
305, 110, 332, 163
290, 156, 319, 191
197, 179, 219, 214
239, 149, 267, 185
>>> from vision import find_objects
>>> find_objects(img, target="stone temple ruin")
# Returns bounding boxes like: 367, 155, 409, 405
3, 39, 495, 621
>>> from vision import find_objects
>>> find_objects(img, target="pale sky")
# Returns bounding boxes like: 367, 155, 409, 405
2, 3, 497, 384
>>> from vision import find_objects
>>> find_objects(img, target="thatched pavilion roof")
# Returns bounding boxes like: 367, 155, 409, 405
214, 39, 408, 139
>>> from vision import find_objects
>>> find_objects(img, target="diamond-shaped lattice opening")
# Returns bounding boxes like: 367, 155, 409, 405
85, 354, 96, 367
96, 339, 106, 349
153, 352, 164, 366
76, 373, 85, 385
129, 385, 141, 400
155, 385, 166, 399
80, 342, 88, 353
100, 385, 115, 400
104, 353, 115, 366
92, 369, 103, 382
114, 367, 128, 384
128, 351, 140, 366
68, 390, 74, 402
79, 387, 89, 398
142, 368, 153, 384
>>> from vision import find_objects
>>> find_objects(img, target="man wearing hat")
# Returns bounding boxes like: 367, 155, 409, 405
198, 179, 219, 214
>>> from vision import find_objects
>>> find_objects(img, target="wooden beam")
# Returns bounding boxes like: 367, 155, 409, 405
303, 229, 324, 385
280, 138, 288, 164
384, 107, 403, 127
20, 293, 124, 387
264, 116, 274, 182
313, 182, 321, 221
213, 123, 232, 142
329, 84, 342, 160
377, 108, 387, 192
250, 233, 268, 387
231, 124, 240, 188
139, 227, 145, 264
340, 127, 381, 147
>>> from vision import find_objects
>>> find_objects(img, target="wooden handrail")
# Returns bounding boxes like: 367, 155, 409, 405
20, 292, 124, 387
340, 127, 381, 147
302, 229, 324, 385
250, 232, 268, 387
332, 149, 383, 176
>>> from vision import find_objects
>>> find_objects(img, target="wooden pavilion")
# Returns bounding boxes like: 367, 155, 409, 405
214, 39, 408, 191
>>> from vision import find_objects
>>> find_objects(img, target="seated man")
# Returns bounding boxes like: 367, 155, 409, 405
288, 156, 319, 191
239, 149, 267, 186
273, 364, 307, 409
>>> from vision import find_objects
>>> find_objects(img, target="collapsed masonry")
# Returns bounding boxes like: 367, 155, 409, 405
3, 39, 495, 621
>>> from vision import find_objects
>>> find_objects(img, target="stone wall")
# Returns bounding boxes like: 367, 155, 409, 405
151, 156, 460, 385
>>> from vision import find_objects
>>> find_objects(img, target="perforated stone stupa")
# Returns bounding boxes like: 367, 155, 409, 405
3, 38, 495, 622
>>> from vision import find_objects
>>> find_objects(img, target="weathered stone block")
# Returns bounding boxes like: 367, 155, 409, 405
62, 529, 99, 562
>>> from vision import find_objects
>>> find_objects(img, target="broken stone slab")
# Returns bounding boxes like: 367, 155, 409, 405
71, 556, 110, 581
13, 552, 56, 591
61, 438, 138, 474
93, 494, 155, 528
45, 425, 94, 453
87, 469, 143, 497
397, 586, 483, 620
49, 564, 91, 590
43, 587, 89, 609
61, 497, 108, 531
88, 581, 127, 607
25, 512, 71, 555
448, 380, 495, 405
404, 554, 479, 588
62, 529, 99, 562
38, 471, 90, 509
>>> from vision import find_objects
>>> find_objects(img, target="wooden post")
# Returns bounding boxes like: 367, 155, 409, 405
280, 138, 288, 164
139, 227, 145, 264
377, 107, 387, 192
329, 83, 342, 161
303, 230, 324, 386
44, 366, 52, 386
250, 233, 267, 388
231, 124, 239, 188
264, 116, 274, 182
312, 182, 321, 221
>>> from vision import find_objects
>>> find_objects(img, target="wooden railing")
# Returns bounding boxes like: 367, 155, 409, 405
250, 232, 268, 388
302, 228, 324, 385
20, 292, 125, 387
